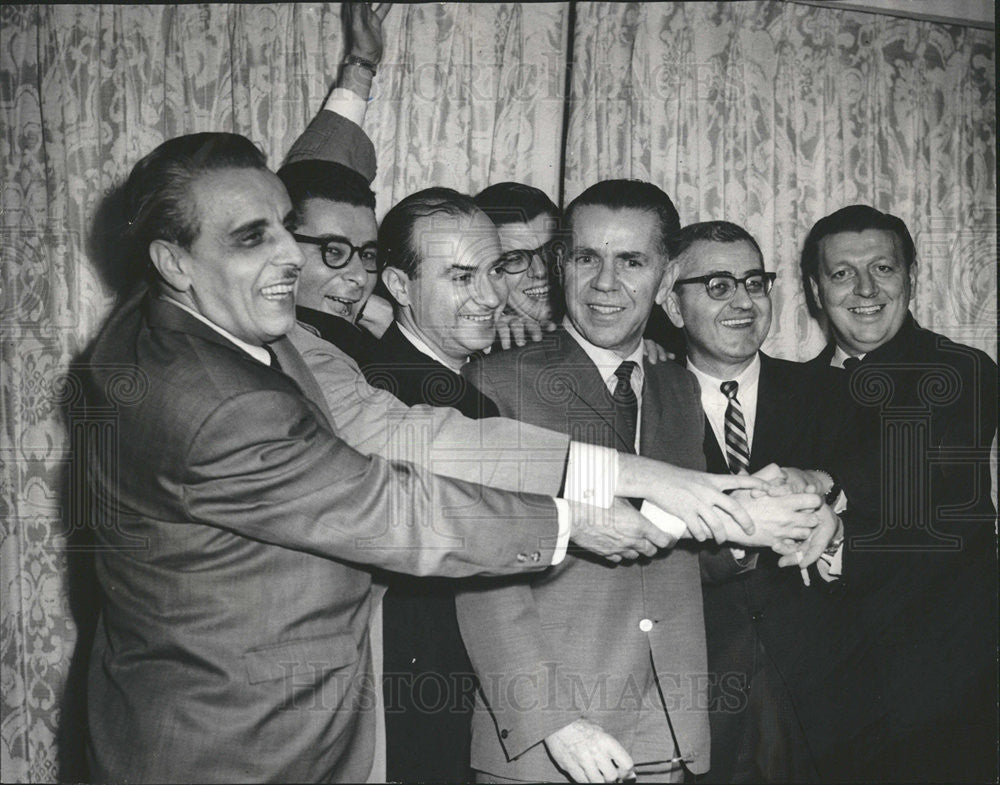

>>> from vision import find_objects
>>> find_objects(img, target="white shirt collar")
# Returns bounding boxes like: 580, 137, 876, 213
395, 321, 465, 373
161, 296, 272, 366
831, 345, 867, 369
687, 353, 761, 451
562, 317, 644, 394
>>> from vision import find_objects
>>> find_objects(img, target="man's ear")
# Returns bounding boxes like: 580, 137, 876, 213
664, 289, 685, 329
808, 276, 823, 311
655, 260, 679, 307
148, 239, 191, 293
381, 266, 411, 308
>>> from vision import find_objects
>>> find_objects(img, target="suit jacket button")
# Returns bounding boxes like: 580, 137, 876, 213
639, 618, 654, 632
531, 551, 541, 562
516, 553, 527, 563
500, 729, 509, 739
751, 611, 764, 623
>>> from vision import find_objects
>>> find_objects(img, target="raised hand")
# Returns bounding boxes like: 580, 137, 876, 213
567, 498, 676, 563
342, 3, 390, 65
545, 719, 635, 783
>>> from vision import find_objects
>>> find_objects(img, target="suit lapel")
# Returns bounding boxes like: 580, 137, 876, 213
750, 354, 801, 471
546, 331, 635, 453
148, 297, 336, 430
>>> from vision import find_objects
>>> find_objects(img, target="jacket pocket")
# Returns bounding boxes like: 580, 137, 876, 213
243, 633, 358, 684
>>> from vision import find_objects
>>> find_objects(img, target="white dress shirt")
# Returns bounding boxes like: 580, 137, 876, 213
687, 354, 761, 459
562, 319, 688, 538
163, 297, 274, 366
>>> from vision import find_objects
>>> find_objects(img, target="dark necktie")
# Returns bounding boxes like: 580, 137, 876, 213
720, 380, 751, 475
612, 361, 639, 452
842, 356, 861, 371
264, 343, 283, 373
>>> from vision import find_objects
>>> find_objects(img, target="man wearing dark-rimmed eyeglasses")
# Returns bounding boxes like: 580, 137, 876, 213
664, 220, 846, 783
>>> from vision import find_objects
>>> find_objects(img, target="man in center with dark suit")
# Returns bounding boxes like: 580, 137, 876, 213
458, 182, 825, 783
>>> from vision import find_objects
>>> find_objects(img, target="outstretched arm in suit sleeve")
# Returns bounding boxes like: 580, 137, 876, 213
182, 388, 561, 578
293, 324, 570, 495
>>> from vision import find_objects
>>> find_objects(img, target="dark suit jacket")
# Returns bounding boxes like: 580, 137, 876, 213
363, 322, 500, 418
359, 322, 499, 782
697, 353, 843, 782
296, 305, 381, 367
459, 329, 712, 779
83, 287, 562, 783
788, 314, 998, 782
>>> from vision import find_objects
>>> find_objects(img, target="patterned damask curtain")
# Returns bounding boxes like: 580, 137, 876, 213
1, 2, 995, 781
565, 2, 997, 360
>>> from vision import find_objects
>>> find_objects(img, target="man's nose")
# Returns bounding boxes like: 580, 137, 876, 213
474, 273, 503, 310
591, 259, 618, 291
277, 227, 305, 269
527, 252, 548, 279
730, 282, 754, 309
854, 269, 878, 297
341, 256, 367, 287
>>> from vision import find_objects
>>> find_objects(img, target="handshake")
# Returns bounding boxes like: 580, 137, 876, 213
566, 456, 842, 569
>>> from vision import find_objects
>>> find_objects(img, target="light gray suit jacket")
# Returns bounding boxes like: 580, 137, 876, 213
84, 289, 563, 783
459, 329, 711, 779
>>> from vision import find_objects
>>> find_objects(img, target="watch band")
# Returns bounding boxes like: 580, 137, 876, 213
344, 55, 377, 76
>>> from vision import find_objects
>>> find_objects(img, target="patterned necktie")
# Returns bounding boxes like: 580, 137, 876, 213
612, 361, 639, 453
264, 343, 283, 373
720, 380, 751, 475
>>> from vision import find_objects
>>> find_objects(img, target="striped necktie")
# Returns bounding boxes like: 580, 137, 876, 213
720, 380, 750, 474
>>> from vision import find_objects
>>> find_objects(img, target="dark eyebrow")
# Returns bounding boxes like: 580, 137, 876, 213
571, 246, 601, 256
229, 218, 269, 239
449, 264, 479, 273
703, 268, 766, 277
616, 251, 648, 261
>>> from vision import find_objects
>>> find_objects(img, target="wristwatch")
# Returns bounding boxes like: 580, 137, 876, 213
344, 54, 377, 76
824, 514, 845, 555
824, 479, 842, 507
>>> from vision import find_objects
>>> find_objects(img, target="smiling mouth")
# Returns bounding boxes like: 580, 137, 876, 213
523, 284, 550, 299
720, 316, 755, 328
848, 304, 886, 316
460, 313, 494, 323
260, 281, 297, 300
587, 304, 625, 315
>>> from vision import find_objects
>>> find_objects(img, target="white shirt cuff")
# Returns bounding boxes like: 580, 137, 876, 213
322, 87, 367, 127
826, 542, 843, 576
563, 442, 618, 509
552, 498, 571, 565
832, 489, 848, 515
638, 501, 688, 539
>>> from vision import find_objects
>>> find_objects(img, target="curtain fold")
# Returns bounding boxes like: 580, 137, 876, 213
565, 1, 995, 360
0, 3, 994, 781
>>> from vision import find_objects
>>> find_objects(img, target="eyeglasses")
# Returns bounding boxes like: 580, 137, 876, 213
293, 233, 379, 272
497, 240, 563, 275
673, 271, 776, 300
